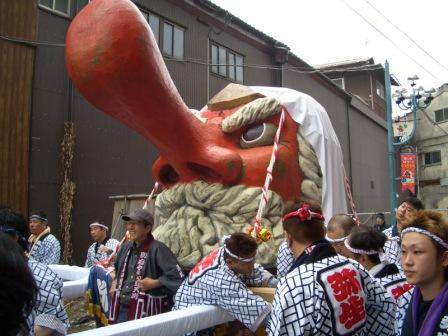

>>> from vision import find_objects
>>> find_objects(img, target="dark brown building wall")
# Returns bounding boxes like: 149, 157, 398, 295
30, 8, 159, 264
0, 0, 37, 214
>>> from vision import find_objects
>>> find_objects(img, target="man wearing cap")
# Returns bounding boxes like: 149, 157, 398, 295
109, 209, 184, 324
28, 210, 61, 265
85, 221, 119, 268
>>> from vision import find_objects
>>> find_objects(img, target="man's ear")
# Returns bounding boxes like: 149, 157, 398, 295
441, 251, 448, 268
286, 232, 293, 248
224, 257, 234, 268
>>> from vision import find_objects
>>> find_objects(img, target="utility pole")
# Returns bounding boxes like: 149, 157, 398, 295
385, 61, 435, 235
385, 61, 397, 231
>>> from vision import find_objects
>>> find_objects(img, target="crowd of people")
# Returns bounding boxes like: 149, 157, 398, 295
1, 195, 448, 335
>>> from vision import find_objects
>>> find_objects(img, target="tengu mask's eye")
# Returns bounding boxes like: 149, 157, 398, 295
240, 123, 278, 149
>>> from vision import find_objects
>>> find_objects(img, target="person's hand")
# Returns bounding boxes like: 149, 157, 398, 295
34, 326, 55, 336
137, 277, 161, 291
109, 279, 117, 294
98, 244, 112, 254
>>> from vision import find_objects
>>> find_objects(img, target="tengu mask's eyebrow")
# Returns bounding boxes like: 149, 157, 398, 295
221, 97, 282, 133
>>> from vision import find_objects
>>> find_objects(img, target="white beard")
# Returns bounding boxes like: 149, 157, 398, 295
153, 181, 284, 267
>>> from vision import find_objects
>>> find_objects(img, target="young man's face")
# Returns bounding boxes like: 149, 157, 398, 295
396, 202, 418, 231
127, 220, 151, 243
401, 232, 448, 287
226, 254, 256, 276
29, 219, 46, 235
90, 226, 106, 243
375, 217, 385, 226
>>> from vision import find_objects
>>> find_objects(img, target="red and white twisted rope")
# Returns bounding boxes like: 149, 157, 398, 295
342, 167, 360, 224
252, 107, 286, 235
143, 181, 159, 209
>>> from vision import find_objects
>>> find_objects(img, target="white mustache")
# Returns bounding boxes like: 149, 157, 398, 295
153, 181, 284, 267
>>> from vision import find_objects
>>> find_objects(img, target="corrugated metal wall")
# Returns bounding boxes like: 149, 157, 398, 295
0, 0, 37, 213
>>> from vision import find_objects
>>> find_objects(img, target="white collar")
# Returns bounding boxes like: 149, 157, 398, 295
368, 261, 389, 277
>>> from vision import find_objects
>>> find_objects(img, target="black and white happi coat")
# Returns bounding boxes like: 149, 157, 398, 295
382, 227, 402, 272
29, 234, 61, 265
27, 259, 69, 335
276, 240, 294, 279
267, 241, 396, 336
85, 237, 120, 267
173, 247, 272, 332
370, 261, 411, 303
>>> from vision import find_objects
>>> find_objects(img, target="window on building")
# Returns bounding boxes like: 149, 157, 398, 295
332, 78, 345, 89
140, 11, 160, 44
148, 14, 160, 44
434, 108, 448, 123
424, 151, 441, 165
162, 22, 184, 59
39, 0, 70, 16
376, 80, 385, 100
140, 9, 184, 60
210, 43, 244, 83
76, 0, 90, 13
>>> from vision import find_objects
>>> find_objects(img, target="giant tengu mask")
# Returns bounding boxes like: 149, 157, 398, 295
66, 0, 346, 267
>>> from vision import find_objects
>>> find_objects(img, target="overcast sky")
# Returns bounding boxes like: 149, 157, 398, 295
210, 0, 448, 93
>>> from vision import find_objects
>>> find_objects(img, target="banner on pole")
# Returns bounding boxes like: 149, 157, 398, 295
400, 153, 416, 193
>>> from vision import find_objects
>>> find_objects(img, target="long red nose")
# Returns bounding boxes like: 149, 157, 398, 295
66, 0, 242, 186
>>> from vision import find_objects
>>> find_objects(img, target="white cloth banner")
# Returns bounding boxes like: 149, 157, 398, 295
71, 305, 234, 336
251, 87, 348, 222
49, 264, 90, 300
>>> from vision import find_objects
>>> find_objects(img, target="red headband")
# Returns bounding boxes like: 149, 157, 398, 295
282, 203, 325, 222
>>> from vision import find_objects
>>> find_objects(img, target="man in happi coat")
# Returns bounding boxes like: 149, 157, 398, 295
0, 207, 69, 335
173, 232, 275, 334
85, 221, 119, 268
109, 209, 184, 324
28, 210, 61, 265
276, 240, 294, 279
395, 210, 448, 336
382, 197, 424, 269
344, 225, 411, 303
267, 202, 395, 336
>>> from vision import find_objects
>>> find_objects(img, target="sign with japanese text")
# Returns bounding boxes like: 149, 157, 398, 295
400, 153, 416, 193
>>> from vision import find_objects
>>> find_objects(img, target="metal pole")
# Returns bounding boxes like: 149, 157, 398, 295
385, 61, 397, 229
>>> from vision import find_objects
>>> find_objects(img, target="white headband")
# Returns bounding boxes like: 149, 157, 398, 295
221, 235, 256, 263
89, 222, 109, 231
344, 238, 382, 255
401, 227, 448, 250
325, 234, 347, 244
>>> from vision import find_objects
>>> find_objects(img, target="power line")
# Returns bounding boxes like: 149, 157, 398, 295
1, 32, 391, 74
339, 0, 443, 84
363, 0, 448, 73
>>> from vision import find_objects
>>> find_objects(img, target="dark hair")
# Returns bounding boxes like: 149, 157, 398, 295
327, 214, 356, 236
401, 197, 424, 211
282, 201, 325, 243
0, 208, 30, 251
224, 232, 258, 260
348, 224, 387, 264
0, 232, 37, 335
376, 212, 385, 220
30, 210, 48, 222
